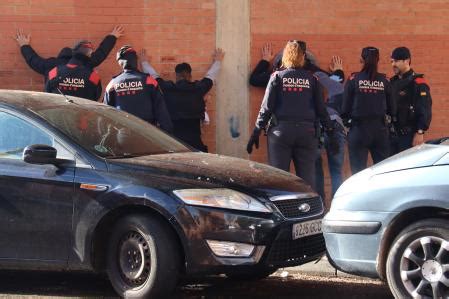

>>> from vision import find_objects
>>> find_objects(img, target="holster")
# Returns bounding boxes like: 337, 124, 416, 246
265, 114, 278, 135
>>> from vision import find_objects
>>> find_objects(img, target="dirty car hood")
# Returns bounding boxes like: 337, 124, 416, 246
106, 152, 313, 193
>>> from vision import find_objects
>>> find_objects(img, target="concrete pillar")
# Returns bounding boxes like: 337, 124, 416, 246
215, 0, 250, 158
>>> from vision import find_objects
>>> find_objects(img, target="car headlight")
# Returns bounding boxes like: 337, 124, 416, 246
173, 188, 271, 213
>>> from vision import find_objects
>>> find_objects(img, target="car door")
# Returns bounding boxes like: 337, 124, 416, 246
0, 110, 75, 265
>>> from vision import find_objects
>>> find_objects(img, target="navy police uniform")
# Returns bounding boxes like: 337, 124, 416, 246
45, 54, 102, 101
390, 69, 432, 154
343, 71, 395, 174
251, 67, 334, 189
104, 70, 173, 133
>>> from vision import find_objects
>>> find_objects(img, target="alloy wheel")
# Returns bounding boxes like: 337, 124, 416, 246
400, 236, 449, 298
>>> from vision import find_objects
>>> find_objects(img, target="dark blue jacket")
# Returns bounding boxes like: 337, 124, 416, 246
104, 69, 173, 133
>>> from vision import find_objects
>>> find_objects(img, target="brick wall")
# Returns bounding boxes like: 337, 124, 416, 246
250, 0, 449, 201
0, 0, 217, 151
1, 0, 448, 200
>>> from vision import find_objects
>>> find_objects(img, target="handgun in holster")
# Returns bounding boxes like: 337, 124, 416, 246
265, 114, 278, 136
314, 121, 325, 148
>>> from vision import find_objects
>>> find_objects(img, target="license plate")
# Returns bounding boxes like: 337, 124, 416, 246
292, 219, 322, 240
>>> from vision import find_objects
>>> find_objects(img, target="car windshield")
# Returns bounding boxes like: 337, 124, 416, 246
33, 103, 190, 158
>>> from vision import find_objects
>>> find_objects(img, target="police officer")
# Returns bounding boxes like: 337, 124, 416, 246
390, 47, 432, 154
104, 45, 173, 133
14, 26, 124, 85
140, 48, 224, 151
45, 40, 102, 101
247, 40, 336, 189
342, 47, 396, 174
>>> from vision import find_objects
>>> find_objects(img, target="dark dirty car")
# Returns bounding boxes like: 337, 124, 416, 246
0, 90, 325, 298
323, 138, 449, 299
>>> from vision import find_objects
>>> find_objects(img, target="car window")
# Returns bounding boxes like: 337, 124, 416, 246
33, 104, 190, 158
0, 111, 72, 160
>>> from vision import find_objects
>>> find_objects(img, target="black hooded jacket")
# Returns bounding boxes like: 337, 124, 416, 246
157, 78, 212, 120
20, 35, 117, 82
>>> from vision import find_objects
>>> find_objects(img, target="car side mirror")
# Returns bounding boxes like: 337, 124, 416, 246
23, 144, 57, 164
22, 144, 73, 167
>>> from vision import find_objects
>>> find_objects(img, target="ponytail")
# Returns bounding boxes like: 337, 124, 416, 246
360, 47, 379, 81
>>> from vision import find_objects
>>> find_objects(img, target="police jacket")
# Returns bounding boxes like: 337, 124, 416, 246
255, 67, 333, 130
390, 69, 432, 131
342, 71, 395, 121
104, 69, 173, 133
157, 78, 213, 121
45, 54, 102, 101
20, 35, 117, 81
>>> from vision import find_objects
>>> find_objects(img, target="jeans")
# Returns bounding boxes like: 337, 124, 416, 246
315, 128, 346, 199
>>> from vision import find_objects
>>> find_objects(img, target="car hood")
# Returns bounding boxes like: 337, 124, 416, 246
106, 152, 313, 194
369, 144, 448, 175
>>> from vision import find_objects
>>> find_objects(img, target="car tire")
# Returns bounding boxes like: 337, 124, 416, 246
106, 214, 181, 298
226, 267, 278, 280
386, 218, 449, 299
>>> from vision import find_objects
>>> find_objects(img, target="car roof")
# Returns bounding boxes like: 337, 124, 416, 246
0, 89, 104, 112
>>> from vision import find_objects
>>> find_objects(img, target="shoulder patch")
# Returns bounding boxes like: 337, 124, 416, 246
48, 67, 58, 80
146, 75, 158, 87
89, 71, 101, 85
414, 77, 427, 85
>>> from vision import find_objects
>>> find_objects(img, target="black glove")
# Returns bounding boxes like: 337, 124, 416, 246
326, 129, 340, 156
246, 128, 261, 154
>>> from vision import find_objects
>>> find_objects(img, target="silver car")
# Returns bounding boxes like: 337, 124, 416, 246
324, 139, 449, 299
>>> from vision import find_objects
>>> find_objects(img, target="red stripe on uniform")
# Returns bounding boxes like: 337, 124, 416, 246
414, 77, 427, 85
146, 75, 158, 87
48, 67, 58, 80
66, 64, 78, 69
89, 71, 101, 85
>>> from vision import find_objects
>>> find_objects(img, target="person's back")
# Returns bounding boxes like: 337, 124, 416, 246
45, 44, 102, 102
105, 45, 173, 133
344, 71, 390, 120
141, 49, 224, 151
271, 67, 319, 122
106, 70, 162, 124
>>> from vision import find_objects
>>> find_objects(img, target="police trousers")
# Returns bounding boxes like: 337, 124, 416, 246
348, 120, 390, 174
390, 129, 415, 156
267, 121, 318, 189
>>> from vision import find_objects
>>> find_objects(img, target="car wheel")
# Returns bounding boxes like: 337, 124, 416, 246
386, 219, 449, 299
106, 214, 181, 298
226, 267, 278, 280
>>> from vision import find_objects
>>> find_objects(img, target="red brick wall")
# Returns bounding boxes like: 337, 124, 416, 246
1, 0, 448, 200
250, 0, 449, 200
0, 0, 217, 151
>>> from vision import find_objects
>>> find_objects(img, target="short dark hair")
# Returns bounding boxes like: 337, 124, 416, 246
175, 63, 192, 74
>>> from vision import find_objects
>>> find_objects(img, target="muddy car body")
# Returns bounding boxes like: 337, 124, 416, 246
0, 90, 325, 298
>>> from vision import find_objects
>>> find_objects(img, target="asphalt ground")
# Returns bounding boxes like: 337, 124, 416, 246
0, 260, 393, 299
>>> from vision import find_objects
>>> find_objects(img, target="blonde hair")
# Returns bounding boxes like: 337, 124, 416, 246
281, 41, 305, 68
